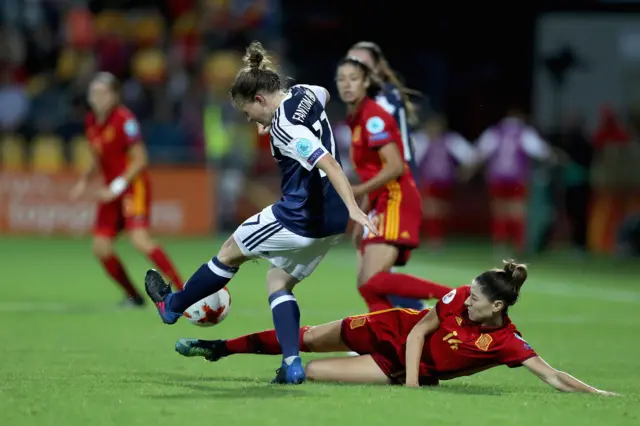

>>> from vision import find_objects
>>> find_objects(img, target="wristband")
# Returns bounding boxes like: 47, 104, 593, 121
109, 177, 127, 196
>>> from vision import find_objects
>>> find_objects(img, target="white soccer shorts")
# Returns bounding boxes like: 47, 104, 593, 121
233, 205, 343, 280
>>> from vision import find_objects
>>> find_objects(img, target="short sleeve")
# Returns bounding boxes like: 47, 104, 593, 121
120, 115, 142, 145
521, 127, 551, 160
476, 128, 499, 159
446, 134, 477, 165
496, 332, 538, 368
364, 114, 397, 148
275, 123, 328, 170
435, 286, 468, 321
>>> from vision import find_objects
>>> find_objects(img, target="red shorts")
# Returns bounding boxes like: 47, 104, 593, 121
489, 181, 527, 200
361, 183, 422, 266
341, 308, 430, 384
94, 178, 151, 238
422, 183, 453, 201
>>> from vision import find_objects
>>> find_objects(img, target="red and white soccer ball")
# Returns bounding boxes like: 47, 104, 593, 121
183, 287, 231, 327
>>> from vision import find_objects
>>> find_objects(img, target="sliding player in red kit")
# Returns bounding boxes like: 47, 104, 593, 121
175, 261, 618, 395
336, 57, 451, 312
70, 72, 183, 306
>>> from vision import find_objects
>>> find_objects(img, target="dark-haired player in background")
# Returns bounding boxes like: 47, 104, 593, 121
70, 72, 184, 306
176, 261, 618, 395
143, 42, 376, 385
337, 57, 449, 314
347, 41, 424, 311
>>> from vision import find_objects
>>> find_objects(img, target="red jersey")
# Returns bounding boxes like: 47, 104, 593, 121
85, 105, 146, 183
347, 97, 416, 204
420, 286, 537, 379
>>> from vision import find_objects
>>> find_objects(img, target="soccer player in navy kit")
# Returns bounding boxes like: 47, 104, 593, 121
144, 41, 377, 384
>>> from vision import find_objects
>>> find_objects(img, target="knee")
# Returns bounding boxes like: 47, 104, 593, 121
129, 231, 156, 253
358, 276, 376, 298
358, 267, 386, 289
358, 271, 389, 295
92, 237, 113, 259
304, 360, 321, 381
358, 269, 377, 288
216, 235, 245, 267
301, 326, 316, 351
266, 273, 297, 295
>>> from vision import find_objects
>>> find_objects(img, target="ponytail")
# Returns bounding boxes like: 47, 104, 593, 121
350, 41, 421, 125
475, 260, 528, 310
230, 41, 285, 104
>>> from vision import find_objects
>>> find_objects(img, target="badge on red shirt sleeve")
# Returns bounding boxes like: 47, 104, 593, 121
435, 288, 461, 320
123, 118, 141, 143
365, 116, 392, 146
442, 289, 457, 305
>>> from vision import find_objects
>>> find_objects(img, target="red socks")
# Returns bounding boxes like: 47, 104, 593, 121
492, 216, 509, 244
225, 327, 311, 355
100, 248, 183, 298
148, 247, 184, 290
359, 271, 453, 312
492, 216, 525, 252
423, 216, 445, 244
100, 255, 141, 298
509, 217, 526, 252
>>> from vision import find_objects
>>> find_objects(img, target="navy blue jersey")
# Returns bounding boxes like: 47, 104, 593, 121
375, 83, 418, 176
269, 85, 349, 238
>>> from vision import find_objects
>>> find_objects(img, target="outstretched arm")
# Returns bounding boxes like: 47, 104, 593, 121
523, 357, 619, 395
316, 155, 378, 236
405, 308, 441, 387
275, 122, 378, 236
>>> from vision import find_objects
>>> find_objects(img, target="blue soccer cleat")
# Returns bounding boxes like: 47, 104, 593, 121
271, 357, 306, 385
144, 269, 181, 324
175, 338, 229, 362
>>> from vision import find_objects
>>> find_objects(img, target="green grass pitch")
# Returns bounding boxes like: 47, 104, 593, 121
1, 236, 639, 426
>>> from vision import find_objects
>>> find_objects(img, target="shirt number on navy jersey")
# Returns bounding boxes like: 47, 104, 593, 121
310, 111, 336, 177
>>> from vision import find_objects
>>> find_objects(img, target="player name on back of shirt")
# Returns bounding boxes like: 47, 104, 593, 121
291, 89, 317, 123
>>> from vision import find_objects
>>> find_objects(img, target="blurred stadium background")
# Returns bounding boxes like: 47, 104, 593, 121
1, 1, 640, 425
1, 0, 640, 253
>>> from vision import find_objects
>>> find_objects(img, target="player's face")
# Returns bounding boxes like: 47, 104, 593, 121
336, 64, 370, 104
237, 95, 272, 126
88, 81, 116, 115
466, 280, 505, 322
347, 48, 377, 72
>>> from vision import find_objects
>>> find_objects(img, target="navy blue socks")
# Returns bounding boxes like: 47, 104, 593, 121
168, 257, 238, 312
268, 289, 301, 364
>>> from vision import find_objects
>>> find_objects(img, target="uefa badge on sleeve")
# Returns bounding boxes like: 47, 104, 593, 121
124, 119, 140, 138
295, 138, 313, 157
365, 116, 385, 134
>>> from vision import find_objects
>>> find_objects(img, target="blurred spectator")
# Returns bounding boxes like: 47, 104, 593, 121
628, 104, 640, 144
202, 49, 256, 230
24, 22, 59, 75
0, 67, 29, 132
551, 112, 593, 255
616, 214, 640, 257
414, 114, 476, 248
177, 73, 205, 160
0, 25, 26, 68
592, 106, 629, 150
27, 72, 71, 133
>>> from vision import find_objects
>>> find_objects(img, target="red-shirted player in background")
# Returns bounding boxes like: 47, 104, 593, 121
175, 261, 618, 395
336, 57, 451, 312
70, 72, 184, 306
